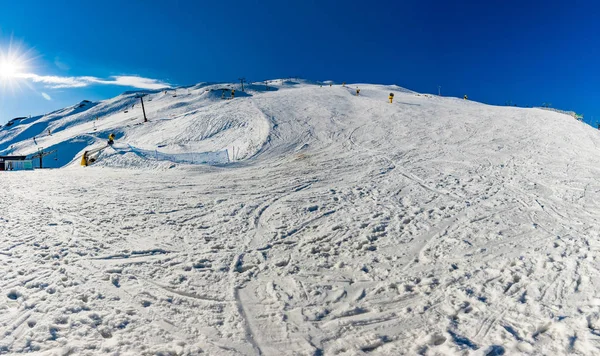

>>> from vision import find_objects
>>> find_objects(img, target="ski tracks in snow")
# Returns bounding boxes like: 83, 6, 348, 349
3, 87, 600, 354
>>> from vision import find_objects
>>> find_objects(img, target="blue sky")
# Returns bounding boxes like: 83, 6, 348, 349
0, 0, 598, 125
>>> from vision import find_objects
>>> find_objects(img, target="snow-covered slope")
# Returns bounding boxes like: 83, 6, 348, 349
2, 80, 600, 355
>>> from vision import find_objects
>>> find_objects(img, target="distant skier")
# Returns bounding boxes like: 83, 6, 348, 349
33, 136, 37, 145
231, 89, 235, 99
464, 95, 468, 100
108, 133, 115, 146
389, 93, 394, 103
356, 88, 360, 96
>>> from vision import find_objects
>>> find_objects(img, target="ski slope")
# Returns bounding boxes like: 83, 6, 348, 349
2, 80, 600, 355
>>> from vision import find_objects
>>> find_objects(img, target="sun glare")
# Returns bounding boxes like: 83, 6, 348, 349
0, 60, 19, 79
0, 39, 35, 92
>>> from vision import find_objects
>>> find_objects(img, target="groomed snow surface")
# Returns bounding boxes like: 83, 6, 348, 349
2, 80, 600, 355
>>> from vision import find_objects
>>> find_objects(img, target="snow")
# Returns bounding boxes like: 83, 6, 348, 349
1, 80, 600, 355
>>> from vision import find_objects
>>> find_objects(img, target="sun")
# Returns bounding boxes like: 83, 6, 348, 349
0, 60, 20, 79
0, 38, 36, 92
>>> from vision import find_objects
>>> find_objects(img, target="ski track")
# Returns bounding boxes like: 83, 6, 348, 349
1, 83, 600, 355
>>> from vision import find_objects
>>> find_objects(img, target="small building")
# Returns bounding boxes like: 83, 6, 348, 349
0, 156, 33, 171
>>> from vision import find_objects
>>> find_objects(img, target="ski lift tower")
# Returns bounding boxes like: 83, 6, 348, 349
135, 93, 148, 123
29, 147, 56, 169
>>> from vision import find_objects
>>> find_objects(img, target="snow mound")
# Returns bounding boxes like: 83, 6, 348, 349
0, 80, 419, 169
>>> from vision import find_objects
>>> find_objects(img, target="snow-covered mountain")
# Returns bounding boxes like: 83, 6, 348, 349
2, 80, 600, 355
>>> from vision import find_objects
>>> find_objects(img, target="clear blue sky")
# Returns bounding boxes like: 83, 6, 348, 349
1, 0, 599, 125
